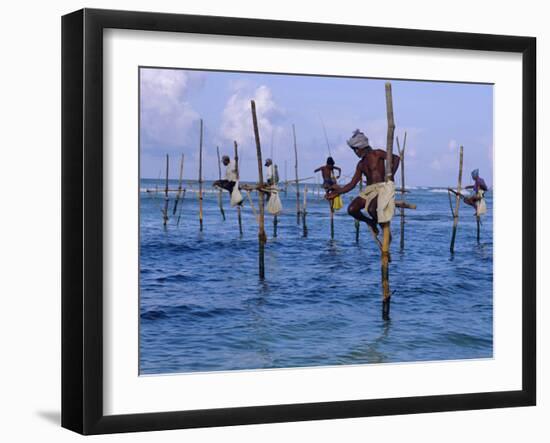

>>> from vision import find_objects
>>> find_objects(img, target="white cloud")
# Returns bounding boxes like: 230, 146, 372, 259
220, 84, 285, 153
140, 69, 202, 150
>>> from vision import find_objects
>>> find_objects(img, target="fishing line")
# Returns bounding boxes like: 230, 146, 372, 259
318, 114, 332, 156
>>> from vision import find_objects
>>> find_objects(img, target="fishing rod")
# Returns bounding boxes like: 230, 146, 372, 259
318, 114, 332, 156
270, 130, 274, 161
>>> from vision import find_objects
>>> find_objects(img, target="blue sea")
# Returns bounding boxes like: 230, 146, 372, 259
139, 179, 493, 375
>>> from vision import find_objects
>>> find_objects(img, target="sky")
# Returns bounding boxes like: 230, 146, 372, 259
139, 67, 493, 187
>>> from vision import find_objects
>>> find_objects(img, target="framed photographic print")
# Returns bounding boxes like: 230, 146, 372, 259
61, 8, 536, 435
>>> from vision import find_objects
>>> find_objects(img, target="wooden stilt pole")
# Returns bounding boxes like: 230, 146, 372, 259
284, 160, 288, 196
450, 146, 464, 253
302, 185, 308, 237
234, 141, 243, 236
382, 82, 395, 321
355, 178, 363, 242
172, 154, 185, 215
477, 215, 481, 243
292, 124, 301, 224
273, 164, 279, 238
216, 146, 226, 221
198, 119, 204, 232
329, 205, 334, 240
251, 101, 267, 280
162, 154, 169, 228
397, 132, 407, 250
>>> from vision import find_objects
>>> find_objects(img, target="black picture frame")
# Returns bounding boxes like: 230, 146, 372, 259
62, 8, 536, 435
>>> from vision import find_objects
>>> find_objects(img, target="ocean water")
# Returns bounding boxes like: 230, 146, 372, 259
139, 179, 493, 375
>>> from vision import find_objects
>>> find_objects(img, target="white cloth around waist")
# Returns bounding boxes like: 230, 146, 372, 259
475, 190, 487, 216
359, 181, 396, 224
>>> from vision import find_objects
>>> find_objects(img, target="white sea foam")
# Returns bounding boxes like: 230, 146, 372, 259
143, 189, 227, 195
430, 188, 469, 195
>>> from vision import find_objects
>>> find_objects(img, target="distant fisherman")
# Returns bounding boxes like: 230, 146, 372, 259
463, 169, 488, 216
314, 157, 342, 192
213, 155, 237, 194
264, 158, 279, 201
264, 158, 279, 186
327, 130, 400, 236
264, 158, 283, 214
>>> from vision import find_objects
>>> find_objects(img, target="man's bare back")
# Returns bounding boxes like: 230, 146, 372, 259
315, 165, 337, 182
314, 157, 341, 190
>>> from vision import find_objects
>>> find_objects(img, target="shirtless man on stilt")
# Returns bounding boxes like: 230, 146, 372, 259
327, 130, 400, 240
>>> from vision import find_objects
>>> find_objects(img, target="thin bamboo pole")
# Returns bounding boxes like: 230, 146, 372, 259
216, 146, 226, 221
330, 202, 334, 240
162, 154, 169, 227
382, 82, 395, 321
172, 154, 185, 216
198, 119, 204, 232
284, 176, 314, 185
292, 124, 301, 224
251, 101, 267, 280
302, 185, 308, 237
273, 164, 279, 238
355, 178, 363, 242
397, 132, 407, 250
450, 146, 464, 253
284, 160, 288, 196
234, 141, 243, 236
148, 187, 206, 193
477, 216, 481, 243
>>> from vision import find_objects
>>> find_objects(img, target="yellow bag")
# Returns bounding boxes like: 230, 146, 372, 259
332, 194, 344, 211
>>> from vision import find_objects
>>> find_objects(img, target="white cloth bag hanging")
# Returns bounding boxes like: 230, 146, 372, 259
476, 190, 487, 216
230, 181, 244, 207
267, 189, 283, 215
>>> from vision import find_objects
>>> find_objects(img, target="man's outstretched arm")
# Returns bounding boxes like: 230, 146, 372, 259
331, 163, 362, 195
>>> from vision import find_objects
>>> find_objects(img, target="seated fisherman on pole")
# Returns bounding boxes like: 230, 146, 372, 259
265, 158, 275, 185
327, 129, 400, 237
463, 169, 488, 216
264, 158, 279, 201
213, 155, 237, 194
314, 157, 342, 192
